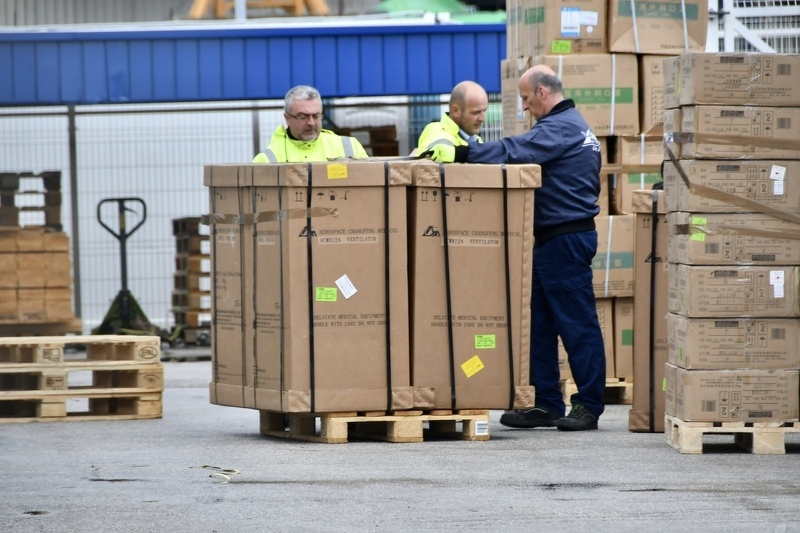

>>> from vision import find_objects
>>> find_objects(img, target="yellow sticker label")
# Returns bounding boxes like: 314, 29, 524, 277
475, 335, 496, 349
315, 287, 337, 301
327, 164, 348, 179
551, 40, 572, 54
690, 216, 707, 242
461, 355, 485, 378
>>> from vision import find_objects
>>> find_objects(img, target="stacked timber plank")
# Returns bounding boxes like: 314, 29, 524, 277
171, 217, 211, 345
0, 335, 163, 423
0, 171, 81, 336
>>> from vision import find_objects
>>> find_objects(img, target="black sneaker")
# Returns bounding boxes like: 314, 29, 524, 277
500, 407, 560, 429
556, 404, 598, 431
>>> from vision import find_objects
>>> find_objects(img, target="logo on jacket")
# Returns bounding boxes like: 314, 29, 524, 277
582, 129, 601, 152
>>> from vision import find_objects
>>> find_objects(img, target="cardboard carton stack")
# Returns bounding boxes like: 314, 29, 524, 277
204, 161, 541, 414
503, 0, 707, 409
662, 52, 800, 427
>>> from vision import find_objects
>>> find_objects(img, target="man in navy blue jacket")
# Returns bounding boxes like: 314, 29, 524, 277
430, 64, 605, 431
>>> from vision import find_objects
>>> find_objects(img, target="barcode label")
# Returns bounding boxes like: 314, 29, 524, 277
475, 420, 489, 436
771, 328, 786, 340
777, 118, 791, 129
705, 243, 719, 254
777, 64, 791, 76
702, 400, 716, 412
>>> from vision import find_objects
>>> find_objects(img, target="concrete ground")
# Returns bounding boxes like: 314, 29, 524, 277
2, 356, 799, 533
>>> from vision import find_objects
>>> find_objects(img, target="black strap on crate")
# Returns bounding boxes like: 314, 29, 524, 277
383, 162, 394, 412
500, 165, 516, 410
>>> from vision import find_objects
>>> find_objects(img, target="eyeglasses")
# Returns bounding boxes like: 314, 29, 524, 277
286, 112, 323, 122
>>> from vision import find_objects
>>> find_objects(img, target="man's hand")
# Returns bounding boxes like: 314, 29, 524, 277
429, 144, 455, 163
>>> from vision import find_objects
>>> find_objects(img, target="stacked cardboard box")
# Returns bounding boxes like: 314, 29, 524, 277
662, 52, 800, 426
205, 161, 541, 414
628, 189, 669, 431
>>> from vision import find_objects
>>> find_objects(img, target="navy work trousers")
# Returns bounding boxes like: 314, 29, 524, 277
530, 230, 606, 418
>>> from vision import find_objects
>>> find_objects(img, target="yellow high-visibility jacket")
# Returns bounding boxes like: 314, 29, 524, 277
253, 126, 368, 163
414, 112, 482, 155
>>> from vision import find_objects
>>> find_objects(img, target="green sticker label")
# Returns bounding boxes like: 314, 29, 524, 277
626, 173, 662, 184
662, 377, 667, 392
315, 287, 337, 302
475, 335, 496, 349
621, 329, 633, 346
551, 40, 573, 54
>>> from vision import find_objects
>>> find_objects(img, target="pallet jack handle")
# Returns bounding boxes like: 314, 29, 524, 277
97, 197, 146, 295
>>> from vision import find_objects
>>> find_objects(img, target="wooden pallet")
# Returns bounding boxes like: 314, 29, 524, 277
172, 309, 212, 329
175, 253, 210, 274
0, 362, 163, 394
0, 334, 161, 365
0, 391, 162, 423
562, 377, 633, 406
259, 409, 490, 443
665, 415, 800, 455
171, 289, 211, 309
0, 319, 83, 337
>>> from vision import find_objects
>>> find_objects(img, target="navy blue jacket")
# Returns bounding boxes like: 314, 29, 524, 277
454, 99, 601, 243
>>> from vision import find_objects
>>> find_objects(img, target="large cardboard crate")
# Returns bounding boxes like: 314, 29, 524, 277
607, 0, 707, 55
668, 264, 800, 319
558, 297, 615, 381
613, 297, 634, 380
206, 162, 414, 413
665, 105, 800, 160
593, 214, 635, 298
409, 161, 540, 410
506, 0, 606, 58
663, 53, 800, 109
612, 170, 663, 215
667, 211, 800, 266
667, 313, 800, 370
663, 159, 800, 214
638, 55, 672, 134
534, 53, 639, 136
206, 165, 251, 407
629, 190, 669, 432
666, 364, 799, 424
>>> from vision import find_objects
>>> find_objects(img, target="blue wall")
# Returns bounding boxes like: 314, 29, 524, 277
0, 24, 506, 105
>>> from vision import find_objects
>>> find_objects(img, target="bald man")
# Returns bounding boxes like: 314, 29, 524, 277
413, 81, 488, 155
431, 65, 606, 432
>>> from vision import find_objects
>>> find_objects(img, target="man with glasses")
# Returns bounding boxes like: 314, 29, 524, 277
253, 85, 369, 163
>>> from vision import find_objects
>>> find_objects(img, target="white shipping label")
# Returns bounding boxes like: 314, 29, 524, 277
336, 274, 357, 299
770, 165, 786, 196
560, 7, 580, 37
770, 270, 785, 299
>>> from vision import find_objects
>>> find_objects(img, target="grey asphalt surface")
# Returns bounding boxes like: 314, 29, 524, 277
2, 349, 799, 533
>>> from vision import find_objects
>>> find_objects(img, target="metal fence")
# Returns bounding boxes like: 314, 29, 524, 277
0, 94, 503, 334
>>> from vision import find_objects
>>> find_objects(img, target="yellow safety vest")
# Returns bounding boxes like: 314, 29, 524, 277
415, 112, 482, 155
253, 126, 368, 163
